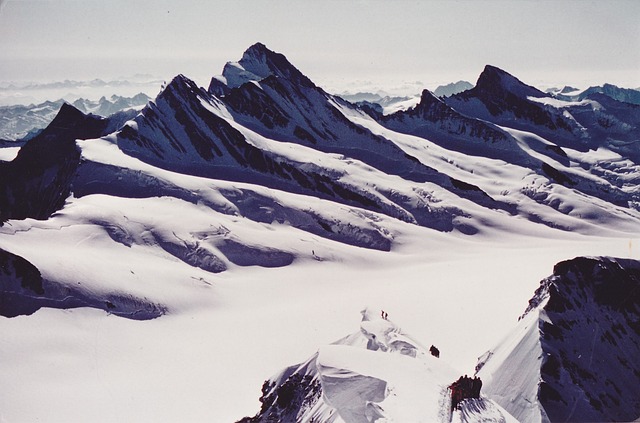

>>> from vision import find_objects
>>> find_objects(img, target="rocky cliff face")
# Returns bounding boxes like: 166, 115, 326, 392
445, 65, 577, 137
477, 256, 640, 423
380, 88, 518, 162
535, 257, 640, 422
0, 103, 102, 222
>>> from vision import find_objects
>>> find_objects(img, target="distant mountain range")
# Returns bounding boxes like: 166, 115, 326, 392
549, 83, 640, 105
433, 80, 475, 98
2, 40, 639, 308
2, 40, 639, 274
1, 43, 639, 422
0, 93, 151, 142
0, 76, 162, 91
337, 80, 475, 116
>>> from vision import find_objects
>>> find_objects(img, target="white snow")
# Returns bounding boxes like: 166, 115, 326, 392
1, 108, 639, 422
1, 193, 636, 422
0, 146, 20, 161
1, 62, 639, 423
476, 308, 547, 423
381, 95, 421, 115
527, 95, 602, 110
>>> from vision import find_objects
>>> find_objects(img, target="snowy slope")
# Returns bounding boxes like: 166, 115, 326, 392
0, 43, 639, 423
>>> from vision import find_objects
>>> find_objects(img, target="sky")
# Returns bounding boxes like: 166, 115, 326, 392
0, 0, 639, 95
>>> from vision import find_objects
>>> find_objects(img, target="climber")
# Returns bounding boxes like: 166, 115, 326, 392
429, 345, 440, 358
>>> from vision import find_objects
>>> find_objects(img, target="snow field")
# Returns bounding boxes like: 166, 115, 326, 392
0, 224, 637, 422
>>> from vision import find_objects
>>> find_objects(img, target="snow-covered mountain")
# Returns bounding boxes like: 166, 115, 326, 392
1, 38, 639, 343
0, 93, 150, 142
476, 256, 640, 423
0, 43, 639, 422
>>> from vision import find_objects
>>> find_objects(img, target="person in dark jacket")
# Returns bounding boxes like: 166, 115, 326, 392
429, 345, 440, 358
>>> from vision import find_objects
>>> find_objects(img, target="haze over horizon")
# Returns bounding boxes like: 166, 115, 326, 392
1, 0, 639, 95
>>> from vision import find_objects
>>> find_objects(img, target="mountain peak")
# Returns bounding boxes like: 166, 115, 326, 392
221, 43, 314, 89
243, 41, 270, 58
411, 89, 452, 116
157, 74, 205, 102
475, 65, 547, 99
55, 101, 88, 123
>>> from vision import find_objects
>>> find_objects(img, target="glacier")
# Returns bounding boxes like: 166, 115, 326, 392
0, 43, 639, 422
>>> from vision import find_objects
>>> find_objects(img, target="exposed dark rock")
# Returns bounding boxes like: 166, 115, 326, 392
533, 257, 640, 422
217, 239, 295, 268
541, 162, 575, 186
383, 89, 509, 145
0, 104, 101, 223
216, 44, 441, 185
237, 361, 323, 423
446, 65, 575, 135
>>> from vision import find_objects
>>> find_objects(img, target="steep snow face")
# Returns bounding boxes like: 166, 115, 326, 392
475, 308, 547, 423
116, 74, 247, 172
316, 312, 458, 423
478, 256, 640, 423
451, 398, 520, 423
